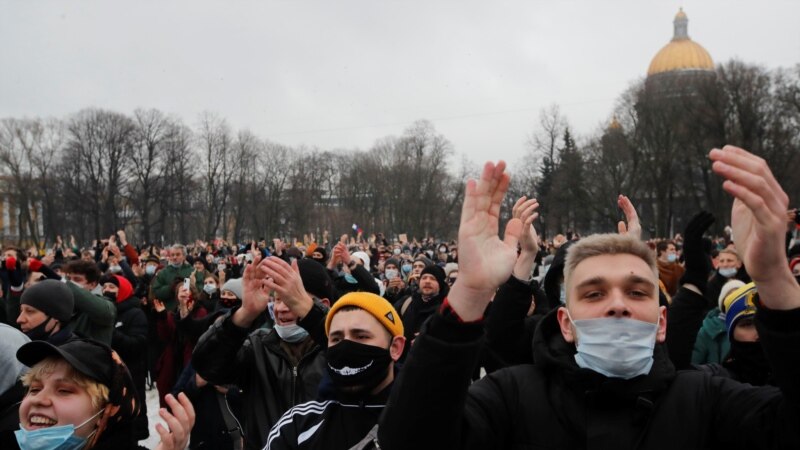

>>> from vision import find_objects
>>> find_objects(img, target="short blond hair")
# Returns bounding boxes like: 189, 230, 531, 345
21, 357, 109, 410
564, 234, 658, 303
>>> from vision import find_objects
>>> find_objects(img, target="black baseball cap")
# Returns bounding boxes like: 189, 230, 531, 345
17, 338, 139, 420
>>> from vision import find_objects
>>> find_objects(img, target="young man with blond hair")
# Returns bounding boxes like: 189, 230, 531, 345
379, 146, 800, 449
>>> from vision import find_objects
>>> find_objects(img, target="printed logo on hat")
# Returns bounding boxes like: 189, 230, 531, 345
385, 312, 395, 324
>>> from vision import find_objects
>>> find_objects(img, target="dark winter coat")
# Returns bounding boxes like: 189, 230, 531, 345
378, 305, 800, 449
112, 295, 149, 440
192, 309, 327, 450
155, 306, 208, 408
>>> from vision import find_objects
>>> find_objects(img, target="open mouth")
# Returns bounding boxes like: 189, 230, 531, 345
28, 414, 58, 428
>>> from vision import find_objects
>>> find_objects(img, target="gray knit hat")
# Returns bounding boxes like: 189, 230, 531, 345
221, 278, 244, 300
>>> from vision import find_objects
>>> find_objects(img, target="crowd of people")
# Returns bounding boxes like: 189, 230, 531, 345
0, 145, 798, 449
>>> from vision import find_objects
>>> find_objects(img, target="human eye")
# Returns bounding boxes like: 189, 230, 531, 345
583, 290, 604, 300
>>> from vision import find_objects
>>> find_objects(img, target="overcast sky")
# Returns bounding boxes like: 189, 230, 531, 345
2, 1, 798, 166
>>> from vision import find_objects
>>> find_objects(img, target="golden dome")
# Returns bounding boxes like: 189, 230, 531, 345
647, 9, 714, 76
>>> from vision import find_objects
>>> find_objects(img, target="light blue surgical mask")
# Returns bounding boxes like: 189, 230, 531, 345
667, 254, 677, 263
274, 323, 309, 343
203, 284, 217, 295
169, 262, 181, 268
145, 265, 156, 276
568, 312, 659, 380
344, 274, 358, 284
401, 264, 412, 274
718, 267, 737, 278
15, 408, 102, 450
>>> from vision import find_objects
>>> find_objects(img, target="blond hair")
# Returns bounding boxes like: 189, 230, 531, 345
21, 357, 109, 410
564, 234, 658, 303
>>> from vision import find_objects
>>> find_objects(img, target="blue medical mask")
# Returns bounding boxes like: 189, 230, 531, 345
718, 267, 737, 278
169, 262, 182, 268
568, 312, 659, 380
274, 324, 309, 343
145, 265, 156, 276
401, 264, 412, 274
666, 254, 677, 263
16, 408, 102, 450
344, 274, 358, 284
203, 284, 217, 295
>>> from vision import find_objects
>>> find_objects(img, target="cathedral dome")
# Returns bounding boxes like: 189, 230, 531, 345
647, 8, 714, 76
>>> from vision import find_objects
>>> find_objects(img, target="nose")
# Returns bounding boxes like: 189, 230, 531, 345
605, 288, 631, 318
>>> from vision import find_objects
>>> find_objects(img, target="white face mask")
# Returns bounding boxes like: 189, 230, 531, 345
274, 324, 309, 343
568, 311, 659, 379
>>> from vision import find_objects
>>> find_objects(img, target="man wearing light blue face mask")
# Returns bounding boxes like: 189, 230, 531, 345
192, 255, 335, 450
379, 147, 800, 449
656, 240, 684, 297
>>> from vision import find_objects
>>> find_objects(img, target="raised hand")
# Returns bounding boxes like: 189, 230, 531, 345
680, 211, 715, 294
710, 145, 800, 309
154, 393, 195, 450
258, 256, 314, 318
232, 250, 270, 327
448, 161, 522, 321
616, 194, 641, 239
512, 196, 540, 255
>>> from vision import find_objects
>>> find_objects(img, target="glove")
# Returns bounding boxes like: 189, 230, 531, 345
679, 211, 715, 294
2, 256, 25, 288
28, 258, 43, 272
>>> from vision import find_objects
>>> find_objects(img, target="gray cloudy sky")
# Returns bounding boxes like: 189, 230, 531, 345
2, 1, 798, 166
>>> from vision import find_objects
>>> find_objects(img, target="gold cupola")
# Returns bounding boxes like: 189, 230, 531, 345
647, 8, 714, 76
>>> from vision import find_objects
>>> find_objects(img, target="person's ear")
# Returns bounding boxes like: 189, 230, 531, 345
318, 298, 331, 308
389, 335, 406, 361
557, 306, 575, 343
656, 305, 668, 343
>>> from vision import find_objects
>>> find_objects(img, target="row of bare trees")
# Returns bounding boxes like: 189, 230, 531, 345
0, 112, 463, 247
2, 59, 798, 247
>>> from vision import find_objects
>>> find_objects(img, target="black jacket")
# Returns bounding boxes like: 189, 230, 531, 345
263, 380, 391, 450
112, 295, 149, 440
483, 275, 546, 372
192, 309, 326, 450
378, 305, 800, 449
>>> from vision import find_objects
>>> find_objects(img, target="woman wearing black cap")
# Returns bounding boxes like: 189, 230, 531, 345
6, 338, 194, 450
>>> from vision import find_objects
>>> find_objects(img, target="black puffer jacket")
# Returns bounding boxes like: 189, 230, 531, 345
379, 305, 800, 449
192, 308, 326, 450
111, 295, 149, 440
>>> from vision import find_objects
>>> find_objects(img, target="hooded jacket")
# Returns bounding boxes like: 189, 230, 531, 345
192, 309, 326, 450
691, 308, 730, 365
378, 304, 800, 449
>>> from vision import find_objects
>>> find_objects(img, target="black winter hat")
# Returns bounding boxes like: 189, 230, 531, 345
384, 258, 401, 269
20, 279, 74, 323
297, 259, 335, 301
310, 246, 328, 263
420, 265, 449, 296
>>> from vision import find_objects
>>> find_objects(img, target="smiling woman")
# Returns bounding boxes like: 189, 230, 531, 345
8, 338, 195, 450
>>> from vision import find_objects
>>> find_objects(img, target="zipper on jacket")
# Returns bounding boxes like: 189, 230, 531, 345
291, 365, 298, 401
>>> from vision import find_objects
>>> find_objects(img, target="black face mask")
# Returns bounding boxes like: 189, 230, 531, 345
326, 339, 392, 394
219, 297, 241, 309
730, 340, 768, 370
24, 316, 55, 341
103, 291, 117, 302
